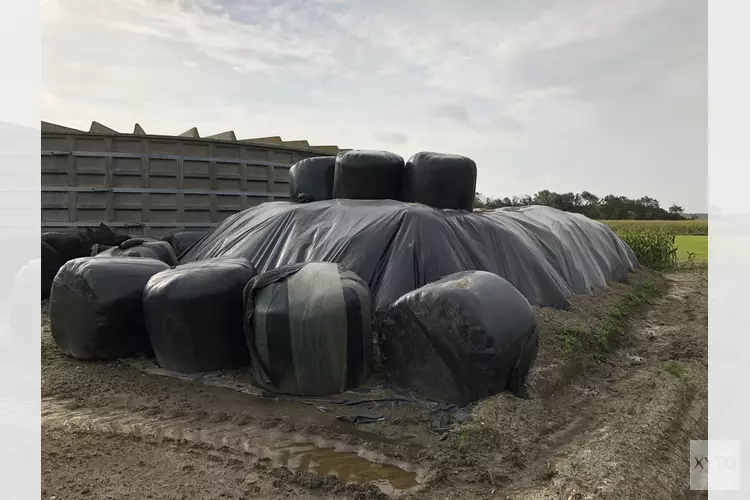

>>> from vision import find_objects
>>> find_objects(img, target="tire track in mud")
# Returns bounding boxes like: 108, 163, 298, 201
41, 398, 427, 496
504, 271, 708, 500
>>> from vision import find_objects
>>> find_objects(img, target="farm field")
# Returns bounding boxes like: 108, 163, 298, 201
602, 219, 708, 236
675, 235, 708, 262
603, 219, 709, 268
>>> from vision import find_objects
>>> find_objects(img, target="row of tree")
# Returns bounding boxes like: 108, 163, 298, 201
474, 190, 687, 220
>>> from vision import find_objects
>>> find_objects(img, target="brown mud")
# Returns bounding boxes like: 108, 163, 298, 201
41, 268, 707, 500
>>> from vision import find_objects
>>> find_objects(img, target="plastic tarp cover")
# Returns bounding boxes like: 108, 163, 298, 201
50, 257, 170, 360
289, 156, 336, 202
97, 239, 178, 266
143, 258, 257, 373
162, 230, 208, 258
42, 223, 131, 261
332, 150, 404, 201
41, 241, 66, 299
401, 152, 477, 212
90, 243, 112, 256
380, 270, 539, 405
243, 262, 373, 396
181, 200, 638, 315
42, 231, 93, 261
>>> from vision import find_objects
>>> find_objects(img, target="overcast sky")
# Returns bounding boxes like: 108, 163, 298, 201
41, 0, 707, 212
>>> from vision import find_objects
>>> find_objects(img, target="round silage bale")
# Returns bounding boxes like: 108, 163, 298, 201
243, 262, 373, 396
289, 156, 336, 203
332, 150, 404, 201
401, 151, 477, 212
161, 230, 209, 258
380, 270, 539, 405
143, 258, 257, 373
50, 257, 170, 360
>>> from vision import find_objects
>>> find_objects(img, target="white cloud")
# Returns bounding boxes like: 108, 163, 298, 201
41, 0, 707, 211
375, 132, 409, 146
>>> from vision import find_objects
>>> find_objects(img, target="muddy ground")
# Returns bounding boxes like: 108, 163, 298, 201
41, 268, 707, 500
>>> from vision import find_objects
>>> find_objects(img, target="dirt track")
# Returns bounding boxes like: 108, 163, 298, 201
41, 269, 707, 500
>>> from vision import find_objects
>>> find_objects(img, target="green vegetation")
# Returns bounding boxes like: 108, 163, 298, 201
473, 190, 708, 269
603, 219, 708, 236
603, 220, 709, 269
474, 189, 691, 221
674, 235, 708, 262
665, 360, 686, 378
556, 280, 659, 364
618, 230, 678, 270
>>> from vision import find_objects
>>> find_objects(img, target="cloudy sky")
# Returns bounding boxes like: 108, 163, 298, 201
41, 0, 707, 211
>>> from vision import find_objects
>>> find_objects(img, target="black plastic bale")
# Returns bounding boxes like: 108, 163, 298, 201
42, 224, 132, 298
41, 241, 66, 299
90, 243, 112, 256
401, 151, 477, 212
42, 231, 93, 262
289, 156, 337, 203
143, 258, 257, 373
96, 239, 178, 266
50, 257, 170, 360
161, 230, 208, 259
332, 150, 404, 201
380, 270, 540, 405
42, 223, 131, 261
243, 262, 373, 396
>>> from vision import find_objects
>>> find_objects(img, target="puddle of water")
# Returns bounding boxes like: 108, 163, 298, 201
43, 398, 424, 497
121, 361, 426, 494
272, 442, 419, 495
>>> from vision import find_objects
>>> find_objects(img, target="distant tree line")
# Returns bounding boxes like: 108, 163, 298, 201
474, 190, 688, 220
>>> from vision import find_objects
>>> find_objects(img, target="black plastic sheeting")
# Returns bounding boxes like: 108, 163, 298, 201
42, 231, 93, 261
97, 239, 178, 266
41, 241, 66, 299
243, 262, 373, 396
401, 152, 477, 212
42, 224, 130, 261
162, 230, 208, 258
49, 257, 170, 360
332, 150, 404, 201
289, 156, 336, 202
181, 200, 638, 315
143, 258, 257, 373
380, 270, 539, 405
41, 224, 132, 299
90, 243, 112, 256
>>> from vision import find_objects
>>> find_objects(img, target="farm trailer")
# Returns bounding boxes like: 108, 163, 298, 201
41, 121, 346, 238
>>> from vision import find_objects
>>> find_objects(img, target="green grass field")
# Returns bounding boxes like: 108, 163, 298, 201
674, 235, 708, 262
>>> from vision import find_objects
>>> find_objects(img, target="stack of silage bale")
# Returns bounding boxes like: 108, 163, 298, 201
47, 148, 638, 404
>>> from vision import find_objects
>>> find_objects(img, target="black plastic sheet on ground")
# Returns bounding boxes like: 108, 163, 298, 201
181, 200, 638, 315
